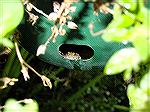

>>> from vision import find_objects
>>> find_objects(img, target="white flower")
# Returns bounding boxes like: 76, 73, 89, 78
59, 29, 66, 36
48, 12, 58, 21
63, 8, 70, 16
41, 75, 52, 89
26, 3, 33, 11
69, 6, 76, 12
36, 44, 47, 56
21, 66, 30, 81
53, 2, 60, 12
67, 21, 78, 29
48, 2, 60, 21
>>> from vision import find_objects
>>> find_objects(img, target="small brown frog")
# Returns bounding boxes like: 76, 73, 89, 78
62, 52, 81, 61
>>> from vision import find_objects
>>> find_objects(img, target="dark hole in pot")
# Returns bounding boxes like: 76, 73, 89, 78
59, 44, 94, 60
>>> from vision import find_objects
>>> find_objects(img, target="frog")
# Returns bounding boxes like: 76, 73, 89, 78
61, 52, 81, 61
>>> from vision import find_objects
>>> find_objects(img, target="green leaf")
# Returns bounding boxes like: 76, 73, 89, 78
0, 37, 14, 48
127, 84, 149, 111
136, 8, 147, 23
140, 71, 150, 95
113, 3, 122, 20
127, 70, 150, 112
104, 48, 141, 75
130, 25, 150, 61
23, 100, 39, 112
123, 67, 132, 81
0, 0, 24, 37
102, 14, 135, 42
102, 28, 131, 42
4, 99, 22, 112
108, 14, 134, 29
116, 0, 138, 12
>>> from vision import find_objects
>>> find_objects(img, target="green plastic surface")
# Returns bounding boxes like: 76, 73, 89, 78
19, 2, 130, 70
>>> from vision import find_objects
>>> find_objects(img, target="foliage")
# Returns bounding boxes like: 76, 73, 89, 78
102, 0, 150, 112
104, 48, 140, 77
127, 70, 150, 112
102, 0, 150, 62
3, 99, 38, 112
1, 63, 130, 112
0, 0, 149, 112
0, 0, 24, 48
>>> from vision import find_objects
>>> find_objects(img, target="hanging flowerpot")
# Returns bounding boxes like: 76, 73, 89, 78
18, 1, 130, 70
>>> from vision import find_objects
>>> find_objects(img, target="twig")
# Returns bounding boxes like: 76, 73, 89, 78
26, 3, 49, 18
14, 38, 52, 89
113, 105, 129, 111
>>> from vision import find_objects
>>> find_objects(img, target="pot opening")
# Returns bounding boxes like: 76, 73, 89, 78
59, 44, 94, 60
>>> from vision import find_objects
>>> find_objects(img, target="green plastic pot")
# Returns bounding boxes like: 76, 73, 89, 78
18, 1, 130, 70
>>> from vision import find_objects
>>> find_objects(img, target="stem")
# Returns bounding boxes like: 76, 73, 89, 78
113, 105, 129, 111
28, 3, 49, 18
45, 31, 55, 45
14, 41, 24, 64
14, 39, 42, 78
23, 61, 41, 77
45, 2, 66, 43
14, 38, 52, 89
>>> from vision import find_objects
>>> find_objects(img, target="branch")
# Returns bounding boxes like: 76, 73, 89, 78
14, 37, 52, 89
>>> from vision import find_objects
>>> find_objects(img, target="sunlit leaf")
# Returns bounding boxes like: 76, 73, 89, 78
102, 28, 131, 42
23, 99, 39, 112
123, 67, 132, 81
104, 48, 141, 75
108, 14, 134, 29
102, 13, 136, 42
140, 71, 150, 95
127, 84, 149, 111
0, 0, 24, 37
130, 25, 150, 61
0, 38, 14, 48
4, 99, 22, 112
113, 3, 122, 20
116, 0, 138, 12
